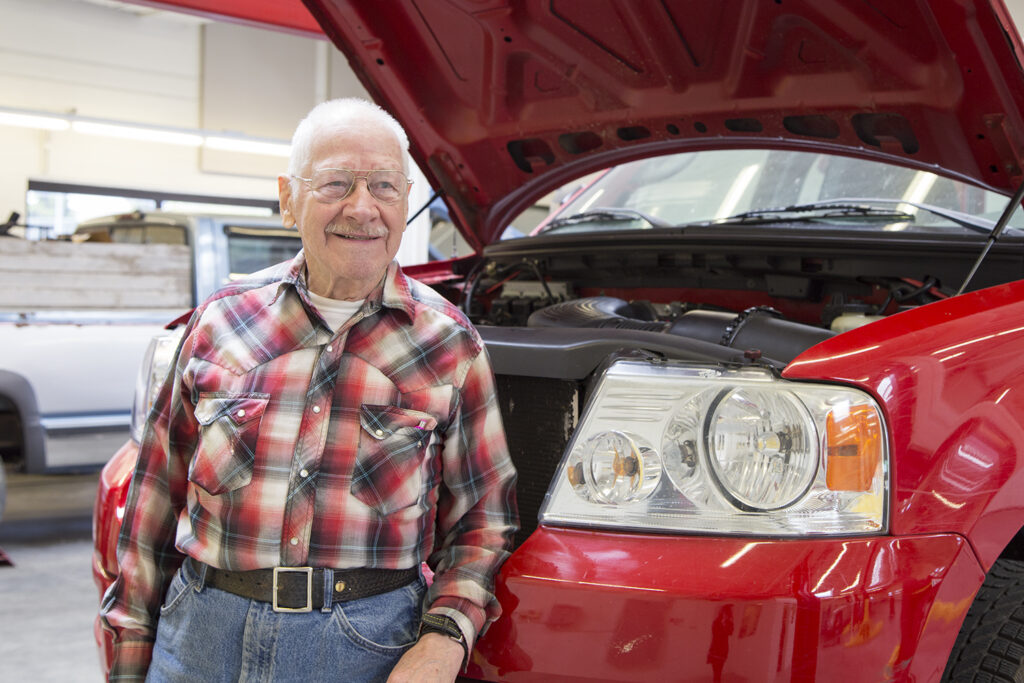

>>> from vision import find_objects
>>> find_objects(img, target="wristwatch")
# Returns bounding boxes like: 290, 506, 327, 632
418, 612, 469, 667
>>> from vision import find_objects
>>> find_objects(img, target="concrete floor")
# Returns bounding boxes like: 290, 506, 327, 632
0, 470, 104, 682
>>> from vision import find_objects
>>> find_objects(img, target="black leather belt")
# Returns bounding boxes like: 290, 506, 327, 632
189, 558, 419, 613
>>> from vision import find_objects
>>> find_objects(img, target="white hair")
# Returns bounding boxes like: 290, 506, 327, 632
287, 98, 410, 180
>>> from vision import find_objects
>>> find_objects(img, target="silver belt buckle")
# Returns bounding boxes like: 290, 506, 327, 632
272, 566, 314, 613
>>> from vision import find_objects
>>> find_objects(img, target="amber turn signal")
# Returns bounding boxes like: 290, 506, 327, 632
826, 405, 882, 491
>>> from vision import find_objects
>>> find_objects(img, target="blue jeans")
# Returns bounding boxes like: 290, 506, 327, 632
146, 559, 425, 682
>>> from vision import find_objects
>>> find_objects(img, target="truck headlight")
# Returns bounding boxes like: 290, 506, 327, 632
129, 327, 185, 443
567, 430, 661, 504
541, 359, 888, 536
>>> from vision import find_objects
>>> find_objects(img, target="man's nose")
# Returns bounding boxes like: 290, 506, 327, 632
345, 178, 378, 211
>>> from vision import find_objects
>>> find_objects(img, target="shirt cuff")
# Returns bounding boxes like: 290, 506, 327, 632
108, 638, 154, 681
427, 603, 480, 653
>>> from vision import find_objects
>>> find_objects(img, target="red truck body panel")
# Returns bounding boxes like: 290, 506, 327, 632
785, 280, 1024, 569
470, 528, 983, 682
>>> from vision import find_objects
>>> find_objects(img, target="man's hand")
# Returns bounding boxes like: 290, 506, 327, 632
387, 632, 465, 683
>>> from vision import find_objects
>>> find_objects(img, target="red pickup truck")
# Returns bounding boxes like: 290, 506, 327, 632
96, 1, 1024, 680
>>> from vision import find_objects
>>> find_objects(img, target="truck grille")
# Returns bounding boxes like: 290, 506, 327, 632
494, 375, 579, 547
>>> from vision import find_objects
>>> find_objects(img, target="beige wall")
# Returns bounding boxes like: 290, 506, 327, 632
0, 0, 430, 263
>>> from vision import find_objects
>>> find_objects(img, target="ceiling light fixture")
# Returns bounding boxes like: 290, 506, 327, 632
0, 110, 71, 131
0, 105, 291, 157
204, 135, 291, 157
72, 120, 204, 146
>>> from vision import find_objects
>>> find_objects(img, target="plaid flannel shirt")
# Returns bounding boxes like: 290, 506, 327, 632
100, 252, 518, 680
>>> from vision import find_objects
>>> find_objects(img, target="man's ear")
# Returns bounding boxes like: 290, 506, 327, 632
278, 175, 295, 228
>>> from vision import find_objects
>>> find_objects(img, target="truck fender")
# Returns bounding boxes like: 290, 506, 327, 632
0, 370, 45, 472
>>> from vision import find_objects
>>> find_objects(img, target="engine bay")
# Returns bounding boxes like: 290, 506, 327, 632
457, 245, 958, 366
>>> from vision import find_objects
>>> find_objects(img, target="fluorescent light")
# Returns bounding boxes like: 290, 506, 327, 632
204, 135, 291, 157
161, 201, 273, 216
72, 120, 203, 146
0, 105, 291, 156
0, 111, 70, 131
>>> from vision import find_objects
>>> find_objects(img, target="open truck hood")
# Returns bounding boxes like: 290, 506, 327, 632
130, 0, 1024, 249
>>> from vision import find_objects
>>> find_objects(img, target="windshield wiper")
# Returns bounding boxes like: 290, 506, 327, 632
717, 198, 996, 234
543, 207, 670, 232
717, 202, 914, 225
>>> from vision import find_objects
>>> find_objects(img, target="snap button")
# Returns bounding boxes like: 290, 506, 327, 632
334, 580, 346, 593
375, 429, 384, 437
289, 537, 298, 546
326, 345, 333, 352
299, 469, 309, 478
236, 409, 246, 418
313, 406, 321, 414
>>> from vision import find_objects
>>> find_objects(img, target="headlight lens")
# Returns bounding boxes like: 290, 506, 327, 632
567, 431, 661, 504
704, 387, 817, 511
540, 359, 888, 536
129, 327, 185, 443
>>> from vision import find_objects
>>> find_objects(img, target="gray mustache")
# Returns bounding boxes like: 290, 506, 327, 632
325, 224, 387, 238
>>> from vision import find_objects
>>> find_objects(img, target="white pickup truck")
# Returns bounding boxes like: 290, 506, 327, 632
0, 211, 299, 474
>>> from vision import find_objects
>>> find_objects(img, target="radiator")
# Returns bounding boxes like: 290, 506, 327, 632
494, 375, 579, 547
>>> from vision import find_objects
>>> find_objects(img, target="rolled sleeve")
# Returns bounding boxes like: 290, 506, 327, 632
426, 345, 519, 649
105, 637, 154, 682
99, 318, 199, 680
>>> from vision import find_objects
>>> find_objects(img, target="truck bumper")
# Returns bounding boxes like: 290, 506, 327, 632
92, 439, 138, 676
467, 527, 984, 682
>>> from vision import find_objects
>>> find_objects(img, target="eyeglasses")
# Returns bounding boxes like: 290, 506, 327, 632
292, 168, 411, 205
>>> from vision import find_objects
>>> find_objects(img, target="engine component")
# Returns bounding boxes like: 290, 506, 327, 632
528, 297, 836, 364
528, 296, 670, 332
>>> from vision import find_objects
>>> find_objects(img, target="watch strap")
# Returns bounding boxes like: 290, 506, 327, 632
418, 612, 469, 668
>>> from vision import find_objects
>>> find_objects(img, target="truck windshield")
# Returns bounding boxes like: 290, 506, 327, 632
224, 225, 301, 279
535, 149, 1024, 236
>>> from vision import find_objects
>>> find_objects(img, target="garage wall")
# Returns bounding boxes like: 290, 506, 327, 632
199, 21, 321, 179
0, 0, 430, 263
0, 0, 225, 210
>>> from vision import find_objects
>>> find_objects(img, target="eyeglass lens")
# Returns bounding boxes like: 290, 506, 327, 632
310, 169, 407, 204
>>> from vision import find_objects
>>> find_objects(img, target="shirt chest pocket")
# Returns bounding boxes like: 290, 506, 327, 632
189, 393, 270, 496
352, 405, 438, 515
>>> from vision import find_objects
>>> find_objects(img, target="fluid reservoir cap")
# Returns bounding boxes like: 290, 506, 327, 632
831, 311, 886, 333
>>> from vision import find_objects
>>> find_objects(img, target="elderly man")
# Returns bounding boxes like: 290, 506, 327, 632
100, 98, 518, 682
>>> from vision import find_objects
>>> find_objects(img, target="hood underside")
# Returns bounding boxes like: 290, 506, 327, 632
132, 0, 1024, 247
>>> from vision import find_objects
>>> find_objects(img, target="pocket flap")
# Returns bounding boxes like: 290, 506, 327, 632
194, 394, 270, 426
359, 404, 437, 440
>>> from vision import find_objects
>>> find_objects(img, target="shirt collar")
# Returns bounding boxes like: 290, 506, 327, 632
379, 261, 416, 322
272, 250, 415, 323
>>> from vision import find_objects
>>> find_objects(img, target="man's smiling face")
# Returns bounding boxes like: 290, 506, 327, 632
279, 122, 408, 301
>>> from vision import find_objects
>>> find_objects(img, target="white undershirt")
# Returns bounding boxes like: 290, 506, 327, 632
306, 290, 364, 332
